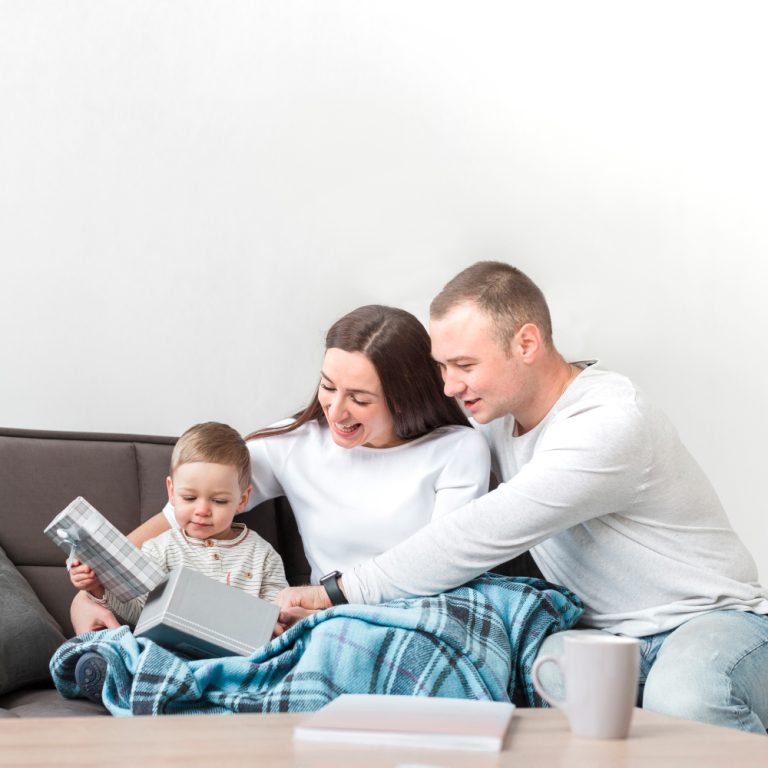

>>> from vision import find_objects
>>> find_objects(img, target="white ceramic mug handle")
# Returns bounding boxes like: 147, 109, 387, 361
531, 654, 566, 709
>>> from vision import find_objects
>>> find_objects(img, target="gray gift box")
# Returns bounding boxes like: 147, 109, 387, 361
44, 496, 167, 602
134, 565, 279, 658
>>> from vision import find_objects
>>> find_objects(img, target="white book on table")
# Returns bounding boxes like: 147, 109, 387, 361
293, 694, 515, 752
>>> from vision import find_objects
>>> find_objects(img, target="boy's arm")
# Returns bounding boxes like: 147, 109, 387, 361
70, 567, 145, 627
259, 547, 289, 603
100, 535, 167, 625
68, 511, 169, 602
68, 512, 171, 633
99, 590, 146, 626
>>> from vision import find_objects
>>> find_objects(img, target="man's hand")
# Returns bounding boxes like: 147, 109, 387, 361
273, 606, 317, 637
272, 584, 340, 635
70, 589, 120, 634
275, 585, 332, 611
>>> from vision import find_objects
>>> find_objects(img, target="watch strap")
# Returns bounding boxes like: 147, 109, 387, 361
320, 570, 348, 606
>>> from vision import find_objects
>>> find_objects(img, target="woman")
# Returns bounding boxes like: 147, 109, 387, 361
71, 305, 490, 632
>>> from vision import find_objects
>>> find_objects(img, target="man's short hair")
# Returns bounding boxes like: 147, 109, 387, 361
430, 261, 553, 349
170, 422, 251, 491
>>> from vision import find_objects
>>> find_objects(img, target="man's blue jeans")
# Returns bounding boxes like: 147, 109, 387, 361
534, 610, 768, 734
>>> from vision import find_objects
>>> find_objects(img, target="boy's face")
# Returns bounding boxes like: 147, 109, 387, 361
167, 462, 251, 541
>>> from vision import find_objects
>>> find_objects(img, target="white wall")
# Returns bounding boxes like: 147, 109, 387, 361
2, 2, 766, 578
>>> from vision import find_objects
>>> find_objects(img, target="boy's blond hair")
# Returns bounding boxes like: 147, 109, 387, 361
170, 422, 251, 491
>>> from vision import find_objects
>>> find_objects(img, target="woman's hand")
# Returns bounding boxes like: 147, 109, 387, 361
70, 589, 120, 634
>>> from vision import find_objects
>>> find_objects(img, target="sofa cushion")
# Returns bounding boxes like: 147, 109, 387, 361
0, 687, 108, 717
0, 544, 66, 696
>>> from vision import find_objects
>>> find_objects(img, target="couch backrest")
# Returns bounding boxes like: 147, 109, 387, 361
0, 427, 310, 637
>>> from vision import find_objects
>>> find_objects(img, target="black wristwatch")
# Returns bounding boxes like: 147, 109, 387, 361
320, 570, 348, 606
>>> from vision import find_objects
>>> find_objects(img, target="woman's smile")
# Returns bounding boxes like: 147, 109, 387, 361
332, 421, 361, 436
318, 348, 402, 449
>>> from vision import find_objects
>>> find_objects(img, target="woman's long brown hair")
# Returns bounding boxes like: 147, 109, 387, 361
246, 305, 469, 442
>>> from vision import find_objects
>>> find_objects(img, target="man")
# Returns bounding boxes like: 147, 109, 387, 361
280, 261, 768, 733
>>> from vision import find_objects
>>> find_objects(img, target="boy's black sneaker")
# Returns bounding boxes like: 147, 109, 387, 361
74, 652, 107, 703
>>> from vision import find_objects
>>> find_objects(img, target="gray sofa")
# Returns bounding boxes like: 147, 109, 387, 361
0, 425, 539, 718
0, 427, 310, 718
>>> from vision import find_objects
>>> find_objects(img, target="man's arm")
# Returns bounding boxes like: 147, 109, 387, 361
274, 583, 333, 632
344, 401, 646, 604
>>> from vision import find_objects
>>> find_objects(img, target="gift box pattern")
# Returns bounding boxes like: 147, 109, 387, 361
44, 496, 167, 602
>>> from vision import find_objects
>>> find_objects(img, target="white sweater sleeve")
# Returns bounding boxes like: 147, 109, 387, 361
162, 501, 179, 529
245, 435, 287, 509
431, 428, 491, 519
343, 401, 647, 604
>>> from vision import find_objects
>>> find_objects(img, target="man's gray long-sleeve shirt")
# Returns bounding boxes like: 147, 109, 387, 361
344, 364, 768, 636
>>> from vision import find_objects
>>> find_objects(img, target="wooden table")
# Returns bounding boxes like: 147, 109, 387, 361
0, 708, 765, 767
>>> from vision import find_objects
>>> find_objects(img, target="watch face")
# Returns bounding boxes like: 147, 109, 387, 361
321, 571, 340, 583
320, 571, 346, 605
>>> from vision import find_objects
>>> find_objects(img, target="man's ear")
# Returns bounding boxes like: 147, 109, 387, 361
237, 484, 253, 513
516, 322, 543, 364
166, 475, 174, 502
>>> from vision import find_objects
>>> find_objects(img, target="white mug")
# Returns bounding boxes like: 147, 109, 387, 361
531, 633, 640, 739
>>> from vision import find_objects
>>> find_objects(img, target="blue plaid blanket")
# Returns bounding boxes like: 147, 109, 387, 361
50, 575, 582, 716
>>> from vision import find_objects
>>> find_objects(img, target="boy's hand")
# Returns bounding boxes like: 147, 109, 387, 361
69, 559, 105, 599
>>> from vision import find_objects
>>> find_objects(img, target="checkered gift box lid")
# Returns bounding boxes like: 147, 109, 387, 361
44, 496, 168, 602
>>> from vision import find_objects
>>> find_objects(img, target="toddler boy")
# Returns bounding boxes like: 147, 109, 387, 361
69, 422, 288, 700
